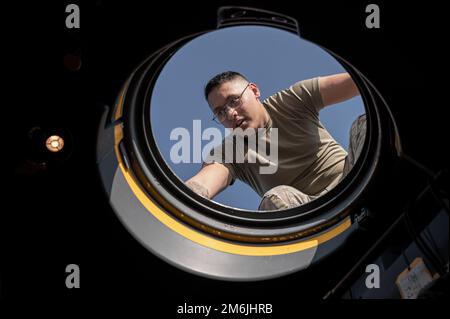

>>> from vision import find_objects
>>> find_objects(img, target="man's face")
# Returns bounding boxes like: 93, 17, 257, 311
208, 79, 265, 130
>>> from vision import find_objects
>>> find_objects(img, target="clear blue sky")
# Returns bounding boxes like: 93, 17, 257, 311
150, 26, 364, 210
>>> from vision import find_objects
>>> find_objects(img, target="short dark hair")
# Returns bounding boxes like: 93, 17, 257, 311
204, 71, 248, 101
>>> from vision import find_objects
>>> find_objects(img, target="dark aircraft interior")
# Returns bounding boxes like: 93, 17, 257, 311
7, 1, 448, 307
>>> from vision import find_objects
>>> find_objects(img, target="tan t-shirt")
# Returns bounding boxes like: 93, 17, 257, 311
204, 77, 347, 197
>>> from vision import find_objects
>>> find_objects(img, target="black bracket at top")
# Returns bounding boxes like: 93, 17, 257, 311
217, 6, 300, 36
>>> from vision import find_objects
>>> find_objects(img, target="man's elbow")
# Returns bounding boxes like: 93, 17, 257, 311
347, 75, 360, 99
319, 73, 360, 106
339, 73, 360, 100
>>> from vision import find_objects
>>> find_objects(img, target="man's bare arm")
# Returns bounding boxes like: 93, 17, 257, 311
185, 162, 232, 199
319, 73, 360, 107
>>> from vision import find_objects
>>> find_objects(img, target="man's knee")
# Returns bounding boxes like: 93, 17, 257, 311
343, 114, 367, 177
258, 185, 313, 211
350, 114, 367, 149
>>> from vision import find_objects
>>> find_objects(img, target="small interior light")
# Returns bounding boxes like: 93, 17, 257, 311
45, 135, 64, 152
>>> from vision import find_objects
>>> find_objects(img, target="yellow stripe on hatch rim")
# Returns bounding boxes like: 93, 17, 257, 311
112, 85, 351, 256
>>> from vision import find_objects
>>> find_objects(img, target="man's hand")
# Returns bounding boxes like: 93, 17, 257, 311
185, 180, 210, 199
185, 162, 231, 200
319, 73, 360, 107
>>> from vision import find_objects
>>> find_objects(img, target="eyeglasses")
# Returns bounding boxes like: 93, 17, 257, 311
212, 83, 250, 124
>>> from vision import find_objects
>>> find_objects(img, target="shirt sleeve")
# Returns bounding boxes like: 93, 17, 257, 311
289, 77, 325, 115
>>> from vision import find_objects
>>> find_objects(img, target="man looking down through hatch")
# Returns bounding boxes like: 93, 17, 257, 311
185, 71, 366, 211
